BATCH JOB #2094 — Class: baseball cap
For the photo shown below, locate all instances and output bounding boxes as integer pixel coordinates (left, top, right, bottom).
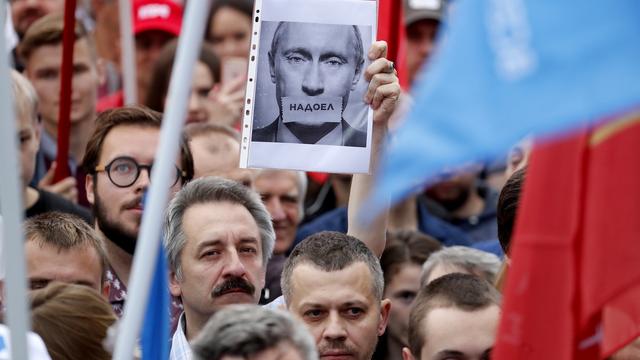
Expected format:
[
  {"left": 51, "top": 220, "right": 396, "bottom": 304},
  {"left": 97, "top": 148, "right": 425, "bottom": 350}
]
[
  {"left": 133, "top": 0, "right": 183, "bottom": 36},
  {"left": 404, "top": 0, "right": 445, "bottom": 26}
]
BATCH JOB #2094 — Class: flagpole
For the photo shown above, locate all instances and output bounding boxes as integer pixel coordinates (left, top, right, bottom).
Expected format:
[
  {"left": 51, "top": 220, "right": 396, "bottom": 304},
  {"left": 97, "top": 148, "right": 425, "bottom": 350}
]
[
  {"left": 112, "top": 1, "right": 213, "bottom": 359},
  {"left": 119, "top": 0, "right": 137, "bottom": 105},
  {"left": 0, "top": 5, "right": 31, "bottom": 359}
]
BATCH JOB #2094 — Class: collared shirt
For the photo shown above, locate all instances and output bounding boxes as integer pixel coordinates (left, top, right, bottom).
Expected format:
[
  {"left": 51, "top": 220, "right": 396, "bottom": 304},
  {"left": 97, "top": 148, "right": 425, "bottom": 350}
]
[
  {"left": 106, "top": 264, "right": 183, "bottom": 331},
  {"left": 169, "top": 313, "right": 192, "bottom": 360}
]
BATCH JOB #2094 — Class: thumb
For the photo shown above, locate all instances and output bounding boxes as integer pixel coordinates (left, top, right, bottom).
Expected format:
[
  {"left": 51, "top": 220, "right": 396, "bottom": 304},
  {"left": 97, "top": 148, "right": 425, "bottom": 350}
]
[{"left": 39, "top": 162, "right": 57, "bottom": 186}]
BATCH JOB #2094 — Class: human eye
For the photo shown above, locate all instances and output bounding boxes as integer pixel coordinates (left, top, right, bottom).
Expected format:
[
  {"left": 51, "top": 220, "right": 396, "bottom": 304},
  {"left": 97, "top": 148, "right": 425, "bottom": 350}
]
[
  {"left": 30, "top": 279, "right": 50, "bottom": 290},
  {"left": 113, "top": 161, "right": 134, "bottom": 174},
  {"left": 36, "top": 68, "right": 58, "bottom": 80},
  {"left": 239, "top": 246, "right": 258, "bottom": 254},
  {"left": 19, "top": 131, "right": 31, "bottom": 145},
  {"left": 200, "top": 249, "right": 221, "bottom": 259},
  {"left": 395, "top": 290, "right": 417, "bottom": 304},
  {"left": 303, "top": 308, "right": 325, "bottom": 321},
  {"left": 343, "top": 307, "right": 365, "bottom": 319},
  {"left": 324, "top": 57, "right": 346, "bottom": 66},
  {"left": 285, "top": 54, "right": 307, "bottom": 64}
]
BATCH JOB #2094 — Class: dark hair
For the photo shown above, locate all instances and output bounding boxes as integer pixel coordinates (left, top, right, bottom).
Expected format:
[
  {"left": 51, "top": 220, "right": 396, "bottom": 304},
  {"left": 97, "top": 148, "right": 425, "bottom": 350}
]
[
  {"left": 381, "top": 230, "right": 442, "bottom": 286},
  {"left": 205, "top": 0, "right": 254, "bottom": 42},
  {"left": 24, "top": 212, "right": 108, "bottom": 284},
  {"left": 497, "top": 167, "right": 526, "bottom": 253},
  {"left": 281, "top": 231, "right": 383, "bottom": 303},
  {"left": 81, "top": 105, "right": 194, "bottom": 183},
  {"left": 145, "top": 39, "right": 221, "bottom": 112},
  {"left": 408, "top": 273, "right": 501, "bottom": 356}
]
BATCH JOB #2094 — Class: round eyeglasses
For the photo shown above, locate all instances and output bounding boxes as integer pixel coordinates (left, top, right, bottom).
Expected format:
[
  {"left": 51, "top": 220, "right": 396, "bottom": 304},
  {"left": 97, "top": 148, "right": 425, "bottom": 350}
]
[{"left": 94, "top": 156, "right": 185, "bottom": 188}]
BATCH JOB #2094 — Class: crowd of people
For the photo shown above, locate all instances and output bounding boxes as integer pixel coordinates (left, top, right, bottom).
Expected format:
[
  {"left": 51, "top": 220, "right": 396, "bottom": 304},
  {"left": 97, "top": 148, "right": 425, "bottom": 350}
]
[{"left": 2, "top": 0, "right": 638, "bottom": 359}]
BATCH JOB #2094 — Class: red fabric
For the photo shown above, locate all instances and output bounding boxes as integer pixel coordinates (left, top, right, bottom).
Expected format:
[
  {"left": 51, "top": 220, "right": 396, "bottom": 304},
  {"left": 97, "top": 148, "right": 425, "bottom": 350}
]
[
  {"left": 377, "top": 0, "right": 409, "bottom": 89},
  {"left": 54, "top": 0, "right": 77, "bottom": 182},
  {"left": 494, "top": 114, "right": 640, "bottom": 359},
  {"left": 97, "top": 90, "right": 124, "bottom": 113}
]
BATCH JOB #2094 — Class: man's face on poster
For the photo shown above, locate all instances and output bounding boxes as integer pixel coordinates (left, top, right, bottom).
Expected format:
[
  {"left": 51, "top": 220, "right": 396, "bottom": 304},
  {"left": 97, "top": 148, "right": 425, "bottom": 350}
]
[{"left": 269, "top": 22, "right": 364, "bottom": 115}]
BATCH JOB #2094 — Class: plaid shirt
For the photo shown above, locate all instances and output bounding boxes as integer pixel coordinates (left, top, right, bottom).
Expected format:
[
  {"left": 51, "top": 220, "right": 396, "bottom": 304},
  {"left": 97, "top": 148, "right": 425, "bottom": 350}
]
[{"left": 170, "top": 313, "right": 192, "bottom": 360}]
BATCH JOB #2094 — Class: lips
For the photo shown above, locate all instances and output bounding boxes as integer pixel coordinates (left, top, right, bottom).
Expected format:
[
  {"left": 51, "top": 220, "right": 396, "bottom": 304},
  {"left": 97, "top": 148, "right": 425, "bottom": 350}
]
[{"left": 320, "top": 352, "right": 354, "bottom": 360}]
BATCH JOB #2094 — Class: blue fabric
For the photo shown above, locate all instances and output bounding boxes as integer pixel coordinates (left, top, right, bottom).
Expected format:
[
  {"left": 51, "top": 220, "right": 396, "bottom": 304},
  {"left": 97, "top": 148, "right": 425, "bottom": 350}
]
[
  {"left": 141, "top": 244, "right": 170, "bottom": 360},
  {"left": 294, "top": 205, "right": 471, "bottom": 251},
  {"left": 372, "top": 0, "right": 640, "bottom": 208}
]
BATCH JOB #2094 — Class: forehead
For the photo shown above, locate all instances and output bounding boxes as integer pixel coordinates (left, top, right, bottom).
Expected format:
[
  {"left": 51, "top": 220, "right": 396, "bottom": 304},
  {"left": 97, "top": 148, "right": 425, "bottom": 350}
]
[
  {"left": 99, "top": 125, "right": 160, "bottom": 163},
  {"left": 289, "top": 262, "right": 377, "bottom": 307},
  {"left": 182, "top": 201, "right": 262, "bottom": 247},
  {"left": 421, "top": 305, "right": 500, "bottom": 358},
  {"left": 276, "top": 22, "right": 358, "bottom": 56},
  {"left": 25, "top": 240, "right": 102, "bottom": 274},
  {"left": 27, "top": 38, "right": 94, "bottom": 67},
  {"left": 254, "top": 171, "right": 299, "bottom": 194}
]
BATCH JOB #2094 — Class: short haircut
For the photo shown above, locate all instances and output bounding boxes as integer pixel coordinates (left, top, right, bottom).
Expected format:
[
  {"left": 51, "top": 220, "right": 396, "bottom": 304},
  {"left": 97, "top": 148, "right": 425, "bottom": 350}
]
[
  {"left": 381, "top": 230, "right": 442, "bottom": 287},
  {"left": 10, "top": 69, "right": 38, "bottom": 124},
  {"left": 281, "top": 231, "right": 383, "bottom": 304},
  {"left": 24, "top": 212, "right": 108, "bottom": 284},
  {"left": 145, "top": 39, "right": 221, "bottom": 112},
  {"left": 420, "top": 246, "right": 501, "bottom": 286},
  {"left": 206, "top": 0, "right": 254, "bottom": 42},
  {"left": 164, "top": 177, "right": 275, "bottom": 279},
  {"left": 270, "top": 22, "right": 365, "bottom": 77},
  {"left": 408, "top": 273, "right": 501, "bottom": 356},
  {"left": 81, "top": 105, "right": 194, "bottom": 184},
  {"left": 184, "top": 122, "right": 241, "bottom": 143},
  {"left": 30, "top": 282, "right": 117, "bottom": 360},
  {"left": 18, "top": 12, "right": 96, "bottom": 62},
  {"left": 191, "top": 304, "right": 317, "bottom": 360},
  {"left": 254, "top": 169, "right": 308, "bottom": 222},
  {"left": 497, "top": 167, "right": 526, "bottom": 254}
]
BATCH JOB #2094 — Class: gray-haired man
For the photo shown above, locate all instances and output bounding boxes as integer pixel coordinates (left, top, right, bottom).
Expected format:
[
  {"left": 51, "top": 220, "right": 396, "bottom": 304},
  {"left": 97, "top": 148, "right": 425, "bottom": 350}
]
[
  {"left": 191, "top": 304, "right": 317, "bottom": 360},
  {"left": 165, "top": 177, "right": 275, "bottom": 360}
]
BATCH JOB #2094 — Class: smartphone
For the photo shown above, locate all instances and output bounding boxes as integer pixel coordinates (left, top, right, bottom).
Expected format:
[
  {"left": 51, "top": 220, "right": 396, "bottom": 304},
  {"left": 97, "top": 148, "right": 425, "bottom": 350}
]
[{"left": 221, "top": 57, "right": 248, "bottom": 85}]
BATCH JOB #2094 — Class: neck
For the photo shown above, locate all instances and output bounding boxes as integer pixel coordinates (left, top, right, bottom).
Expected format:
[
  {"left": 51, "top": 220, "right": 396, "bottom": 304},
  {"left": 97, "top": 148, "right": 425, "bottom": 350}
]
[
  {"left": 386, "top": 335, "right": 406, "bottom": 360},
  {"left": 451, "top": 189, "right": 485, "bottom": 219},
  {"left": 43, "top": 115, "right": 95, "bottom": 162},
  {"left": 184, "top": 310, "right": 207, "bottom": 342},
  {"left": 100, "top": 231, "right": 133, "bottom": 287},
  {"left": 24, "top": 186, "right": 40, "bottom": 210}
]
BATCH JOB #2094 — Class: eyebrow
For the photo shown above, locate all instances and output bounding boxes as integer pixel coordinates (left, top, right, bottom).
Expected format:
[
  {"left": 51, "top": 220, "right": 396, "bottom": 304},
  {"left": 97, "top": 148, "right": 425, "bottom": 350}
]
[{"left": 195, "top": 239, "right": 223, "bottom": 254}]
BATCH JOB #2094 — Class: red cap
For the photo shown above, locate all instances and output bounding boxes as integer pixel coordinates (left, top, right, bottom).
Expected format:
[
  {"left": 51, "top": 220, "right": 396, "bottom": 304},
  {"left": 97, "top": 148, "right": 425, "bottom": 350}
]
[{"left": 133, "top": 0, "right": 183, "bottom": 36}]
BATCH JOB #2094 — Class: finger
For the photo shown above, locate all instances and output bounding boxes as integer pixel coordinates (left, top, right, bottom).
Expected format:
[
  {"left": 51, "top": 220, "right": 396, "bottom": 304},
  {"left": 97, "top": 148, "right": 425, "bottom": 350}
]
[
  {"left": 364, "top": 72, "right": 398, "bottom": 104},
  {"left": 364, "top": 58, "right": 395, "bottom": 82},
  {"left": 38, "top": 162, "right": 56, "bottom": 186},
  {"left": 371, "top": 82, "right": 401, "bottom": 112},
  {"left": 367, "top": 41, "right": 388, "bottom": 61}
]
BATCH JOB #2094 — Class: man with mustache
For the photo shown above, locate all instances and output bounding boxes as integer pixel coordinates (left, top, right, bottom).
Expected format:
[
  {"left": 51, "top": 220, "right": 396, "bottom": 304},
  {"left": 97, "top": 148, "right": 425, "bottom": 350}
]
[
  {"left": 81, "top": 105, "right": 194, "bottom": 317},
  {"left": 164, "top": 177, "right": 275, "bottom": 360}
]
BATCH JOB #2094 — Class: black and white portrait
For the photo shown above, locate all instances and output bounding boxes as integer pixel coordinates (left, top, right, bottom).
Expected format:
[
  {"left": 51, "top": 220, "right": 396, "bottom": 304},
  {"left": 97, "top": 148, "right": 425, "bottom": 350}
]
[
  {"left": 252, "top": 21, "right": 372, "bottom": 147},
  {"left": 241, "top": 0, "right": 376, "bottom": 173}
]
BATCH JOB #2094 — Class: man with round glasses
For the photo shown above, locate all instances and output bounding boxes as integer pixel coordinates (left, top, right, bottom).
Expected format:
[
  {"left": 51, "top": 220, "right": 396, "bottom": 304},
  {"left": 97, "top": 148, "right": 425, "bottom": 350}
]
[{"left": 81, "top": 105, "right": 194, "bottom": 317}]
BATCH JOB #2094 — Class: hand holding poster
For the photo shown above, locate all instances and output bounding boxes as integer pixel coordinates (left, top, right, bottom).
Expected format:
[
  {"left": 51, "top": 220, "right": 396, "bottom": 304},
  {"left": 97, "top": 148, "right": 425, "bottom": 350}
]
[{"left": 240, "top": 0, "right": 377, "bottom": 173}]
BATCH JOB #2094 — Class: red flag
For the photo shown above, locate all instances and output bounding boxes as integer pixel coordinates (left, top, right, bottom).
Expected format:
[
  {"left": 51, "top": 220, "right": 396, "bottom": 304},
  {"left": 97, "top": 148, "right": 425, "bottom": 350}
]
[
  {"left": 53, "top": 0, "right": 77, "bottom": 182},
  {"left": 494, "top": 112, "right": 640, "bottom": 359},
  {"left": 377, "top": 0, "right": 408, "bottom": 88}
]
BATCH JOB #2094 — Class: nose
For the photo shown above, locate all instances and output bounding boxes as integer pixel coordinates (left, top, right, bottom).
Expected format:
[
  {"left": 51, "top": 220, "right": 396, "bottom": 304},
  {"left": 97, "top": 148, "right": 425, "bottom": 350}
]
[
  {"left": 266, "top": 197, "right": 287, "bottom": 222},
  {"left": 302, "top": 62, "right": 324, "bottom": 96},
  {"left": 223, "top": 249, "right": 247, "bottom": 278},
  {"left": 188, "top": 92, "right": 200, "bottom": 113},
  {"left": 323, "top": 312, "right": 348, "bottom": 341},
  {"left": 134, "top": 167, "right": 151, "bottom": 192}
]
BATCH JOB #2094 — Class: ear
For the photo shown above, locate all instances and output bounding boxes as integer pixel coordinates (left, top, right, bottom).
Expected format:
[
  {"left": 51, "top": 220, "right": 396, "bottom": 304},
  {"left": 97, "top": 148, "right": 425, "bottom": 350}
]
[
  {"left": 169, "top": 270, "right": 183, "bottom": 298},
  {"left": 86, "top": 173, "right": 95, "bottom": 205},
  {"left": 402, "top": 347, "right": 416, "bottom": 360},
  {"left": 268, "top": 51, "right": 277, "bottom": 84},
  {"left": 102, "top": 281, "right": 110, "bottom": 298},
  {"left": 378, "top": 298, "right": 392, "bottom": 336}
]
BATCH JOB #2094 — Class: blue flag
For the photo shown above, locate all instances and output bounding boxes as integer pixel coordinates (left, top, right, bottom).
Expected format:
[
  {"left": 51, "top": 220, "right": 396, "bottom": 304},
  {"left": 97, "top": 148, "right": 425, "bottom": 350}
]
[
  {"left": 141, "top": 244, "right": 170, "bottom": 360},
  {"left": 372, "top": 0, "right": 640, "bottom": 208}
]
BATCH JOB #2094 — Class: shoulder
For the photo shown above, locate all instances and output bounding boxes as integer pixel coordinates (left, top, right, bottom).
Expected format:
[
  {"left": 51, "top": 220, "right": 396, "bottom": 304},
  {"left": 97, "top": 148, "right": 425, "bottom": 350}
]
[
  {"left": 341, "top": 120, "right": 366, "bottom": 147},
  {"left": 252, "top": 119, "right": 279, "bottom": 142},
  {"left": 26, "top": 189, "right": 93, "bottom": 224}
]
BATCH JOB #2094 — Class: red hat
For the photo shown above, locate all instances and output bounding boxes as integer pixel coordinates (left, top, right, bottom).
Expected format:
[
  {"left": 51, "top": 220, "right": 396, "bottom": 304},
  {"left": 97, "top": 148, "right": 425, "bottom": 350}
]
[{"left": 133, "top": 0, "right": 183, "bottom": 36}]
